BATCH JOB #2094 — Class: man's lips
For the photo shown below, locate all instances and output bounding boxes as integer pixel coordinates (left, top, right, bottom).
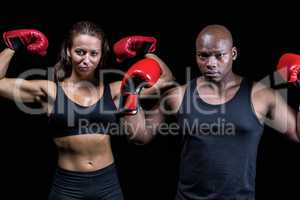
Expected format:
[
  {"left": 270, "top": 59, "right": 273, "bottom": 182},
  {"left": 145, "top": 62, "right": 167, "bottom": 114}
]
[{"left": 204, "top": 71, "right": 220, "bottom": 76}]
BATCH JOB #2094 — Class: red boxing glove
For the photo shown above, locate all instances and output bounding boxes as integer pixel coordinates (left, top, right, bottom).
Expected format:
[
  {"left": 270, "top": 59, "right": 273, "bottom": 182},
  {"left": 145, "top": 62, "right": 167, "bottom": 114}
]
[
  {"left": 3, "top": 29, "right": 48, "bottom": 56},
  {"left": 113, "top": 35, "right": 157, "bottom": 63},
  {"left": 119, "top": 58, "right": 161, "bottom": 115},
  {"left": 277, "top": 53, "right": 300, "bottom": 85}
]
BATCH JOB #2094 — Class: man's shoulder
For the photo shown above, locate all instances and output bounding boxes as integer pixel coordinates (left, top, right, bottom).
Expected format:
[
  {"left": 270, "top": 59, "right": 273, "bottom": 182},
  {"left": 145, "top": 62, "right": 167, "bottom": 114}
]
[
  {"left": 252, "top": 80, "right": 277, "bottom": 107},
  {"left": 252, "top": 81, "right": 275, "bottom": 95}
]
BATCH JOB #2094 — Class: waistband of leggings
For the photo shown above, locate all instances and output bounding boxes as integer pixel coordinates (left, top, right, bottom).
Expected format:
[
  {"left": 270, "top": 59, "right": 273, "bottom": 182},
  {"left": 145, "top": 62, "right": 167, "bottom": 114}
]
[{"left": 56, "top": 163, "right": 116, "bottom": 177}]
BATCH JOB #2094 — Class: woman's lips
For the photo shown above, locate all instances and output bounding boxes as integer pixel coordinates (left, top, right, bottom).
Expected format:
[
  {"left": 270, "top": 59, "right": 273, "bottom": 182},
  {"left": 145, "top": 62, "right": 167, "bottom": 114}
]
[{"left": 78, "top": 66, "right": 90, "bottom": 71}]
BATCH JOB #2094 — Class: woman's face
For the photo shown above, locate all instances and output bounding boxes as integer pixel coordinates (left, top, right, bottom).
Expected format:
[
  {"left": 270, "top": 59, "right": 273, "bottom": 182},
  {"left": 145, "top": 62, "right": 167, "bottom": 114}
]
[{"left": 67, "top": 34, "right": 102, "bottom": 78}]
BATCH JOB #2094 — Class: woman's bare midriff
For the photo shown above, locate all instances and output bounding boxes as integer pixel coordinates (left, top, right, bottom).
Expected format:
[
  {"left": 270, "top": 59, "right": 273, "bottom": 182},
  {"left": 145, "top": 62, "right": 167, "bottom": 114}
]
[{"left": 54, "top": 134, "right": 114, "bottom": 172}]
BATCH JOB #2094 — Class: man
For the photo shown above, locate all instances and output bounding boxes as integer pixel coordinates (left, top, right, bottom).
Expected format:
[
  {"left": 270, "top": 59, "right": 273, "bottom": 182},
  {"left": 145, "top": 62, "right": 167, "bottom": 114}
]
[{"left": 120, "top": 24, "right": 300, "bottom": 200}]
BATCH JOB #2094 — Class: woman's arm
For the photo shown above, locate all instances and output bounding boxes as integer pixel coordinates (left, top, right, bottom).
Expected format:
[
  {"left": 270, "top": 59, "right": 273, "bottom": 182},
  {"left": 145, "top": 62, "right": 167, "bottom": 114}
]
[
  {"left": 0, "top": 48, "right": 15, "bottom": 79},
  {"left": 0, "top": 29, "right": 52, "bottom": 104}
]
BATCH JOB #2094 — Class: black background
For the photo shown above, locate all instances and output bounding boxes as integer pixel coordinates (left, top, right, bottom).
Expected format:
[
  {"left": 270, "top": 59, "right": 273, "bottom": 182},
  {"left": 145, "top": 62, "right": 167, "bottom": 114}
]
[{"left": 1, "top": 3, "right": 300, "bottom": 200}]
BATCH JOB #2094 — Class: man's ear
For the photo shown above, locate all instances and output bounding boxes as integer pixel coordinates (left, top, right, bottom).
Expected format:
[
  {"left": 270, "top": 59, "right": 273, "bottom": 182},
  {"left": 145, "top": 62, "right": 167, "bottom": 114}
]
[{"left": 232, "top": 47, "right": 237, "bottom": 60}]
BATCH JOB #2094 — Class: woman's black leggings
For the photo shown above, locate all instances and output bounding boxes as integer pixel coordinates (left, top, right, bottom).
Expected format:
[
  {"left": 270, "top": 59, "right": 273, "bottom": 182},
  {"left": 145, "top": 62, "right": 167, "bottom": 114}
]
[{"left": 48, "top": 164, "right": 124, "bottom": 200}]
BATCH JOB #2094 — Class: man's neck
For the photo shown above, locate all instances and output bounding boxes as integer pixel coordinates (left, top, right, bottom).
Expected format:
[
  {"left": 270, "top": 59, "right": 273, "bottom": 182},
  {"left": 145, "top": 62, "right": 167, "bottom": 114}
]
[{"left": 199, "top": 74, "right": 242, "bottom": 97}]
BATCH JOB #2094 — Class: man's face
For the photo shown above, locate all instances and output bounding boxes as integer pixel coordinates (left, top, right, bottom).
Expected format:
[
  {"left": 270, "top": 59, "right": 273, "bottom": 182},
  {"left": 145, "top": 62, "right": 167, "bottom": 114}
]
[{"left": 196, "top": 35, "right": 237, "bottom": 83}]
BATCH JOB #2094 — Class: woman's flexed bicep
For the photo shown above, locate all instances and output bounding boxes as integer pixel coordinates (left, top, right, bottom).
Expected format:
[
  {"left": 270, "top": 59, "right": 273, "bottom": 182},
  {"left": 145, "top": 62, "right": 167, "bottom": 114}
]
[{"left": 0, "top": 78, "right": 54, "bottom": 104}]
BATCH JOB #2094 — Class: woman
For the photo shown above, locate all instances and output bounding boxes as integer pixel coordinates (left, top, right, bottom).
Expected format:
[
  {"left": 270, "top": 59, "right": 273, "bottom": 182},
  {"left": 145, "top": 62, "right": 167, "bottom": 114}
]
[{"left": 0, "top": 21, "right": 173, "bottom": 200}]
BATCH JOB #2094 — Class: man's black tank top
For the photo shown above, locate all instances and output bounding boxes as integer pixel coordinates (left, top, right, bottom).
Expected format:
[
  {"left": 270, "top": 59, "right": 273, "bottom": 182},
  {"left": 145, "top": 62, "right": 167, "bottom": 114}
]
[{"left": 176, "top": 78, "right": 264, "bottom": 200}]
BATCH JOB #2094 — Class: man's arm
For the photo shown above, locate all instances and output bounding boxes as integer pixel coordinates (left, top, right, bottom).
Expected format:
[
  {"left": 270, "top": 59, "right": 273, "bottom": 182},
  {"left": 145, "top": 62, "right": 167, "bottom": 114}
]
[
  {"left": 113, "top": 35, "right": 175, "bottom": 97},
  {"left": 141, "top": 53, "right": 175, "bottom": 96},
  {"left": 120, "top": 85, "right": 186, "bottom": 144},
  {"left": 253, "top": 82, "right": 300, "bottom": 142},
  {"left": 266, "top": 52, "right": 300, "bottom": 143},
  {"left": 269, "top": 90, "right": 299, "bottom": 142},
  {"left": 120, "top": 103, "right": 164, "bottom": 144}
]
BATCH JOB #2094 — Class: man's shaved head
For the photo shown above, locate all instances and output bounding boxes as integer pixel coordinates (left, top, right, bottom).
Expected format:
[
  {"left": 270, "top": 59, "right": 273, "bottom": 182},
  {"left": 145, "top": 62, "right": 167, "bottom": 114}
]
[{"left": 196, "top": 25, "right": 233, "bottom": 48}]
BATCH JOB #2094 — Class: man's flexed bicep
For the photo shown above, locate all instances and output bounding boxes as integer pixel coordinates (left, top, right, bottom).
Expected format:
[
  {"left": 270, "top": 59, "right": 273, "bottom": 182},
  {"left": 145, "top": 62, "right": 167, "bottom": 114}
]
[
  {"left": 262, "top": 86, "right": 299, "bottom": 143},
  {"left": 270, "top": 91, "right": 299, "bottom": 142}
]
